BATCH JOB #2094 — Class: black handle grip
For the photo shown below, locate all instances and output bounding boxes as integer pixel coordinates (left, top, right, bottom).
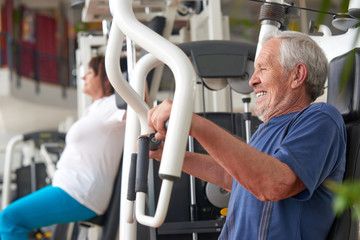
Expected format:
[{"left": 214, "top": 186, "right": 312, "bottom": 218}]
[
  {"left": 135, "top": 136, "right": 150, "bottom": 193},
  {"left": 127, "top": 153, "right": 137, "bottom": 201},
  {"left": 148, "top": 119, "right": 169, "bottom": 151},
  {"left": 148, "top": 132, "right": 162, "bottom": 151}
]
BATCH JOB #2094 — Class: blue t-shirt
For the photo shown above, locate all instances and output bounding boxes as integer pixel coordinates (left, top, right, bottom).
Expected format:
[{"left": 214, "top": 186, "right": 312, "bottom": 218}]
[{"left": 218, "top": 103, "right": 346, "bottom": 240}]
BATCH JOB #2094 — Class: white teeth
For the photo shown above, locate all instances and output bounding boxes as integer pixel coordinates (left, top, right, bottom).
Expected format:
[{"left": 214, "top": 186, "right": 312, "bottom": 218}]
[{"left": 256, "top": 92, "right": 267, "bottom": 98}]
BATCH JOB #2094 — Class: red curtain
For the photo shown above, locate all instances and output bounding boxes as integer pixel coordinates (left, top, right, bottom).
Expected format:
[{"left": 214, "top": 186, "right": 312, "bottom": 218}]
[
  {"left": 1, "top": 0, "right": 14, "bottom": 66},
  {"left": 35, "top": 14, "right": 57, "bottom": 83}
]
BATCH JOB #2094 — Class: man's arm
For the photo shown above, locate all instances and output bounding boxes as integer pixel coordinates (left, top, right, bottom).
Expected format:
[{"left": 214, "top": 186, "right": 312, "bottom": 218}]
[
  {"left": 149, "top": 141, "right": 233, "bottom": 191},
  {"left": 148, "top": 100, "right": 306, "bottom": 201},
  {"left": 191, "top": 113, "right": 305, "bottom": 201},
  {"left": 182, "top": 151, "right": 234, "bottom": 192}
]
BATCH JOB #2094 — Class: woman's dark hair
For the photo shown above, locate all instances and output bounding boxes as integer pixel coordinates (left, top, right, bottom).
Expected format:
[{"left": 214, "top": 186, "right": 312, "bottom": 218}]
[{"left": 88, "top": 56, "right": 115, "bottom": 96}]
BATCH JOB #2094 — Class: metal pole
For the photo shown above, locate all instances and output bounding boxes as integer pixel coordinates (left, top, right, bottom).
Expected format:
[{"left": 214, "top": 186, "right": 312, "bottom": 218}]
[{"left": 188, "top": 136, "right": 198, "bottom": 240}]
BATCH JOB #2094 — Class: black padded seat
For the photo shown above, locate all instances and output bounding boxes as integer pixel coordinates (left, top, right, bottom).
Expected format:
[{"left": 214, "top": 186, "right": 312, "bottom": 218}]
[{"left": 327, "top": 122, "right": 360, "bottom": 240}]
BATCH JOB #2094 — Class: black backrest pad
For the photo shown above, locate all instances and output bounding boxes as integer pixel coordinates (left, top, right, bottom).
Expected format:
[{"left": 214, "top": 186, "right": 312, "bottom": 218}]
[
  {"left": 344, "top": 123, "right": 360, "bottom": 181},
  {"left": 327, "top": 49, "right": 360, "bottom": 122},
  {"left": 323, "top": 48, "right": 360, "bottom": 240}
]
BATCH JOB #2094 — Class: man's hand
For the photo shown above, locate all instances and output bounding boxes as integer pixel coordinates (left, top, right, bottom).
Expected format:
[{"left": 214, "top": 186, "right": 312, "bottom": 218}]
[{"left": 147, "top": 99, "right": 173, "bottom": 140}]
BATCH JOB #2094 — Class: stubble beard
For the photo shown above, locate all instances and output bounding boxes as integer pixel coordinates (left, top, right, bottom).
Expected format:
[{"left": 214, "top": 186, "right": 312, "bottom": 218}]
[{"left": 255, "top": 103, "right": 268, "bottom": 122}]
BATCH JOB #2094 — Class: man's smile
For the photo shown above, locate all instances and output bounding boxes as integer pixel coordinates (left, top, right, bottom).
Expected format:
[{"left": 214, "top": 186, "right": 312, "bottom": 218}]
[{"left": 256, "top": 91, "right": 267, "bottom": 98}]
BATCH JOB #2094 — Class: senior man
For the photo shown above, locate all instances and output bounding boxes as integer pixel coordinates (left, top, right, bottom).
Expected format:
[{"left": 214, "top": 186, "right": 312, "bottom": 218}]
[{"left": 148, "top": 31, "right": 346, "bottom": 240}]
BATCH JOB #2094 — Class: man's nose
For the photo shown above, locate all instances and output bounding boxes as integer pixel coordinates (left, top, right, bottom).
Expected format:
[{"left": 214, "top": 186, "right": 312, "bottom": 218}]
[{"left": 249, "top": 73, "right": 258, "bottom": 87}]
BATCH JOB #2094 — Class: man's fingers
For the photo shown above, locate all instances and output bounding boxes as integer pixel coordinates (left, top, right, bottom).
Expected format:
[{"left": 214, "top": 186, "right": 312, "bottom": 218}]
[{"left": 148, "top": 100, "right": 173, "bottom": 135}]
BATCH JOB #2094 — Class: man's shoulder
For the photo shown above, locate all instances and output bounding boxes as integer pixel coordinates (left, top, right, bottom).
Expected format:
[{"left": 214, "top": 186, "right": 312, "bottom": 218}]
[
  {"left": 309, "top": 102, "right": 342, "bottom": 118},
  {"left": 305, "top": 102, "right": 346, "bottom": 131},
  {"left": 310, "top": 102, "right": 337, "bottom": 110}
]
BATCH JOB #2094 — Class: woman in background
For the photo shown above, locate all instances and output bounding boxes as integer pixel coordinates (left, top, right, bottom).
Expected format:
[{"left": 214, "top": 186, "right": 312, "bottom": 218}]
[{"left": 0, "top": 56, "right": 126, "bottom": 239}]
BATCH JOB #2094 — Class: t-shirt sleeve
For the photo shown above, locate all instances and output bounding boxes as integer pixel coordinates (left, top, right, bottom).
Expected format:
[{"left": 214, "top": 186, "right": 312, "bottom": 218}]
[{"left": 273, "top": 109, "right": 346, "bottom": 201}]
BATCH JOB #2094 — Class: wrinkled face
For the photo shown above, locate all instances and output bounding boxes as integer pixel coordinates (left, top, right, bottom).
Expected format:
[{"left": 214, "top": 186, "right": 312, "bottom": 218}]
[
  {"left": 249, "top": 38, "right": 294, "bottom": 122},
  {"left": 82, "top": 67, "right": 104, "bottom": 100}
]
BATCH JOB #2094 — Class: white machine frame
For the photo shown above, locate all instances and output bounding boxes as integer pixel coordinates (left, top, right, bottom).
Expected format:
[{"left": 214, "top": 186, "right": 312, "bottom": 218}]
[{"left": 104, "top": 0, "right": 360, "bottom": 239}]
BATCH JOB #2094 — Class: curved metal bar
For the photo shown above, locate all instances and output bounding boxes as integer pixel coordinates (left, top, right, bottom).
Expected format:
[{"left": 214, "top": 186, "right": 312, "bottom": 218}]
[
  {"left": 112, "top": 0, "right": 196, "bottom": 178},
  {"left": 107, "top": 0, "right": 197, "bottom": 228},
  {"left": 105, "top": 20, "right": 149, "bottom": 125},
  {"left": 1, "top": 134, "right": 24, "bottom": 210},
  {"left": 113, "top": 47, "right": 189, "bottom": 228},
  {"left": 132, "top": 54, "right": 178, "bottom": 227},
  {"left": 135, "top": 180, "right": 174, "bottom": 227},
  {"left": 121, "top": 54, "right": 163, "bottom": 228},
  {"left": 127, "top": 53, "right": 163, "bottom": 133},
  {"left": 105, "top": 19, "right": 147, "bottom": 236}
]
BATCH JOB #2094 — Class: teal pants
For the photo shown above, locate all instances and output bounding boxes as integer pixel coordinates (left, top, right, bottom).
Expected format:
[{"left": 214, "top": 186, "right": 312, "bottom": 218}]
[{"left": 0, "top": 185, "right": 97, "bottom": 240}]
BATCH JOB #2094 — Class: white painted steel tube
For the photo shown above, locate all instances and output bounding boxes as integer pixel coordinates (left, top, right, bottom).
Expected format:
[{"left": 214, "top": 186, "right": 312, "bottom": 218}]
[
  {"left": 112, "top": 0, "right": 196, "bottom": 179},
  {"left": 255, "top": 0, "right": 284, "bottom": 59},
  {"left": 135, "top": 180, "right": 174, "bottom": 228},
  {"left": 105, "top": 20, "right": 144, "bottom": 239},
  {"left": 256, "top": 23, "right": 279, "bottom": 59},
  {"left": 105, "top": 20, "right": 146, "bottom": 238},
  {"left": 125, "top": 200, "right": 135, "bottom": 223},
  {"left": 109, "top": 41, "right": 189, "bottom": 228},
  {"left": 108, "top": 50, "right": 184, "bottom": 229},
  {"left": 311, "top": 27, "right": 360, "bottom": 62},
  {"left": 132, "top": 54, "right": 180, "bottom": 227},
  {"left": 130, "top": 54, "right": 164, "bottom": 133},
  {"left": 122, "top": 53, "right": 163, "bottom": 225},
  {"left": 349, "top": 0, "right": 360, "bottom": 11},
  {"left": 244, "top": 101, "right": 252, "bottom": 144},
  {"left": 40, "top": 143, "right": 57, "bottom": 178},
  {"left": 119, "top": 108, "right": 140, "bottom": 238},
  {"left": 105, "top": 20, "right": 149, "bottom": 126},
  {"left": 1, "top": 134, "right": 23, "bottom": 210},
  {"left": 108, "top": 0, "right": 196, "bottom": 229}
]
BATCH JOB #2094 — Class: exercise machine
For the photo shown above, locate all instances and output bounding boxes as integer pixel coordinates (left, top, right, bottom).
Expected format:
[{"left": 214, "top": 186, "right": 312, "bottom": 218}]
[{"left": 1, "top": 131, "right": 66, "bottom": 239}]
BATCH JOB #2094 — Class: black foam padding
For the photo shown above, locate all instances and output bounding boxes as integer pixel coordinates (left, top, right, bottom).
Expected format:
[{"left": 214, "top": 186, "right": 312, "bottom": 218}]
[
  {"left": 127, "top": 153, "right": 137, "bottom": 201},
  {"left": 178, "top": 41, "right": 256, "bottom": 78},
  {"left": 327, "top": 49, "right": 360, "bottom": 123},
  {"left": 344, "top": 123, "right": 360, "bottom": 181},
  {"left": 147, "top": 16, "right": 166, "bottom": 36},
  {"left": 136, "top": 136, "right": 150, "bottom": 193}
]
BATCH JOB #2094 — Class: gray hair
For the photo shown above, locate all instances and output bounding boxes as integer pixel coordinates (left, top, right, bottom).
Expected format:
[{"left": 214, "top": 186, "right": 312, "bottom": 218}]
[{"left": 262, "top": 31, "right": 329, "bottom": 102}]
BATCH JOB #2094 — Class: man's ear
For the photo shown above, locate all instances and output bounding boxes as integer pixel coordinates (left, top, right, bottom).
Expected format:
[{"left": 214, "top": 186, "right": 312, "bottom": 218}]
[{"left": 290, "top": 63, "right": 307, "bottom": 89}]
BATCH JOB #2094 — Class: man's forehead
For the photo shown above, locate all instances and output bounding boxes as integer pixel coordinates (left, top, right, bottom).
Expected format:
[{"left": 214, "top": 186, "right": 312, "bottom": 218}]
[
  {"left": 256, "top": 40, "right": 280, "bottom": 64},
  {"left": 263, "top": 38, "right": 281, "bottom": 51}
]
